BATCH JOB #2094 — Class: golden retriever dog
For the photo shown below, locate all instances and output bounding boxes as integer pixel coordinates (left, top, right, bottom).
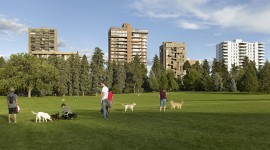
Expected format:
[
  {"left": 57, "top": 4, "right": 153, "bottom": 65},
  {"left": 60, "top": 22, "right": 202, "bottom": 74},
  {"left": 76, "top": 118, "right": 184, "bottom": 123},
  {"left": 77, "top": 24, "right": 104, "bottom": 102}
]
[
  {"left": 121, "top": 103, "right": 136, "bottom": 112},
  {"left": 170, "top": 100, "right": 184, "bottom": 109}
]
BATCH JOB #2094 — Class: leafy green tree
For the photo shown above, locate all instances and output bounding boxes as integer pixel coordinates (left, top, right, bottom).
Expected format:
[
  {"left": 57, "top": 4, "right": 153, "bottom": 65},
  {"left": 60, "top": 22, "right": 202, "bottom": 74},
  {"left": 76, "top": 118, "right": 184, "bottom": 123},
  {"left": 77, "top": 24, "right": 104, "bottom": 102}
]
[
  {"left": 90, "top": 47, "right": 105, "bottom": 95},
  {"left": 35, "top": 62, "right": 58, "bottom": 96},
  {"left": 5, "top": 53, "right": 57, "bottom": 97},
  {"left": 0, "top": 56, "right": 5, "bottom": 68},
  {"left": 80, "top": 55, "right": 91, "bottom": 96}
]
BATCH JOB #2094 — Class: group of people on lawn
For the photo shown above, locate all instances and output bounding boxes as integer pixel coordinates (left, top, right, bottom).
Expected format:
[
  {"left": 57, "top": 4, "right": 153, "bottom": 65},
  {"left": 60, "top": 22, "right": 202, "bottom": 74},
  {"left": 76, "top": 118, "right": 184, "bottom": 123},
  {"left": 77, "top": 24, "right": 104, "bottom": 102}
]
[{"left": 6, "top": 81, "right": 167, "bottom": 122}]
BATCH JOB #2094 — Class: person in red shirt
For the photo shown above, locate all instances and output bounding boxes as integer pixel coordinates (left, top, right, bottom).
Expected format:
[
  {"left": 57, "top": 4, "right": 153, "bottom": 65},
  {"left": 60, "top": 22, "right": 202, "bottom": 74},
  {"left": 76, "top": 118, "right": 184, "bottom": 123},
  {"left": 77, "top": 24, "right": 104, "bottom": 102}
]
[
  {"left": 108, "top": 89, "right": 113, "bottom": 112},
  {"left": 159, "top": 89, "right": 167, "bottom": 112}
]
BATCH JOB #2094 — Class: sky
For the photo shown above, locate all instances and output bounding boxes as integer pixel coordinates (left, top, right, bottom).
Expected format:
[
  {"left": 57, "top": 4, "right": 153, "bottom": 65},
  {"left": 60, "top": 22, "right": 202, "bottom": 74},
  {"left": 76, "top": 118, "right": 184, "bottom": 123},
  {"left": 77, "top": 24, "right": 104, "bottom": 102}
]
[{"left": 1, "top": 0, "right": 270, "bottom": 69}]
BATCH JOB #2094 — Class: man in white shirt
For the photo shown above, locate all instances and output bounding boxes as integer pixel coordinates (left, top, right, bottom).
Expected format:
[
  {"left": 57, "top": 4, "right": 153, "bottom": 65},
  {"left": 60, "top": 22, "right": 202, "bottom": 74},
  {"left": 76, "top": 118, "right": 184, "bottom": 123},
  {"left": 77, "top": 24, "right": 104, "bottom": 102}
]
[{"left": 100, "top": 81, "right": 109, "bottom": 118}]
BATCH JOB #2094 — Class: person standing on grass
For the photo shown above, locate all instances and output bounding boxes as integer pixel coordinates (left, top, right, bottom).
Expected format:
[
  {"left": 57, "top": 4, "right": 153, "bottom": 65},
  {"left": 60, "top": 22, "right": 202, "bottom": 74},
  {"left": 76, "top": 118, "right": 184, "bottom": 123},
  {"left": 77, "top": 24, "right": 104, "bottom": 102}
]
[
  {"left": 7, "top": 87, "right": 18, "bottom": 123},
  {"left": 100, "top": 81, "right": 110, "bottom": 118},
  {"left": 108, "top": 89, "right": 114, "bottom": 112},
  {"left": 159, "top": 89, "right": 167, "bottom": 112}
]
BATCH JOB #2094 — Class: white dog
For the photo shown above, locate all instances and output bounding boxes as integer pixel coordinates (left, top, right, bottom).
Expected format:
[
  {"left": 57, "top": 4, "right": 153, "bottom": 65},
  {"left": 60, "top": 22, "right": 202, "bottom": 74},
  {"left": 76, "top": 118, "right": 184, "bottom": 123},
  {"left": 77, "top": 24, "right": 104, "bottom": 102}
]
[
  {"left": 31, "top": 111, "right": 52, "bottom": 123},
  {"left": 121, "top": 103, "right": 136, "bottom": 112},
  {"left": 170, "top": 100, "right": 184, "bottom": 109}
]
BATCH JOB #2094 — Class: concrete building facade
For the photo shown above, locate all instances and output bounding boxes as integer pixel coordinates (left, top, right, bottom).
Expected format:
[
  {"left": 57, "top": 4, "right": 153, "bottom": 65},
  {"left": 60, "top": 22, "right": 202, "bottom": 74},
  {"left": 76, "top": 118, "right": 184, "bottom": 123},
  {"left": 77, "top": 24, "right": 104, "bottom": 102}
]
[
  {"left": 160, "top": 42, "right": 186, "bottom": 78},
  {"left": 216, "top": 39, "right": 265, "bottom": 71},
  {"left": 108, "top": 23, "right": 148, "bottom": 65},
  {"left": 28, "top": 27, "right": 77, "bottom": 60}
]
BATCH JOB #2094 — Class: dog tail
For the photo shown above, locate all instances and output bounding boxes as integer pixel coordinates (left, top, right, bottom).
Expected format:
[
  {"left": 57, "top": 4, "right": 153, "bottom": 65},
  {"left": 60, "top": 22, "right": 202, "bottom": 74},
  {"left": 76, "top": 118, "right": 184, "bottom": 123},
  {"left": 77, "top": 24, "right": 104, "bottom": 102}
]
[
  {"left": 31, "top": 111, "right": 37, "bottom": 115},
  {"left": 121, "top": 103, "right": 125, "bottom": 106}
]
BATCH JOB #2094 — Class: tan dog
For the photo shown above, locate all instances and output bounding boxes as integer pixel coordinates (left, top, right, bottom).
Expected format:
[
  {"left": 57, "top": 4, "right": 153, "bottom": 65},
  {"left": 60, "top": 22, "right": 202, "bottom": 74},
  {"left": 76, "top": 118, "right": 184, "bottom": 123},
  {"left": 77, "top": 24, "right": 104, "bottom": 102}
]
[
  {"left": 121, "top": 103, "right": 136, "bottom": 112},
  {"left": 170, "top": 100, "right": 184, "bottom": 109}
]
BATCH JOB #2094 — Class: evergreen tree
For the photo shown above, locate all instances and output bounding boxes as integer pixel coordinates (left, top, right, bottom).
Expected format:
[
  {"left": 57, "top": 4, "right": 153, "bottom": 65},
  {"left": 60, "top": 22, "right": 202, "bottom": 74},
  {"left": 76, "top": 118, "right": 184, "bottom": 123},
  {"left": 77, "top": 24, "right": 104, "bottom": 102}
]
[
  {"left": 68, "top": 54, "right": 81, "bottom": 96},
  {"left": 113, "top": 62, "right": 126, "bottom": 93},
  {"left": 220, "top": 59, "right": 229, "bottom": 91},
  {"left": 239, "top": 62, "right": 258, "bottom": 93},
  {"left": 90, "top": 47, "right": 105, "bottom": 95},
  {"left": 211, "top": 72, "right": 223, "bottom": 91},
  {"left": 149, "top": 70, "right": 159, "bottom": 91},
  {"left": 183, "top": 60, "right": 191, "bottom": 73},
  {"left": 228, "top": 79, "right": 237, "bottom": 92},
  {"left": 167, "top": 70, "right": 179, "bottom": 91},
  {"left": 159, "top": 68, "right": 168, "bottom": 90},
  {"left": 259, "top": 61, "right": 270, "bottom": 94},
  {"left": 201, "top": 59, "right": 211, "bottom": 91},
  {"left": 132, "top": 55, "right": 145, "bottom": 93},
  {"left": 151, "top": 55, "right": 162, "bottom": 80},
  {"left": 149, "top": 55, "right": 162, "bottom": 91},
  {"left": 105, "top": 61, "right": 113, "bottom": 89},
  {"left": 80, "top": 55, "right": 91, "bottom": 96},
  {"left": 212, "top": 58, "right": 221, "bottom": 74}
]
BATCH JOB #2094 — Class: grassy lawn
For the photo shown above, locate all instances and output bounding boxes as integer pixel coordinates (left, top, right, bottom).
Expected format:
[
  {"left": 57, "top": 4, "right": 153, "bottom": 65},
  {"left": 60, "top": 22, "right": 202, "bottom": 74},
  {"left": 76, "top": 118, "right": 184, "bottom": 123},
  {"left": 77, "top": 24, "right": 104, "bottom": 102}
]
[{"left": 0, "top": 92, "right": 270, "bottom": 150}]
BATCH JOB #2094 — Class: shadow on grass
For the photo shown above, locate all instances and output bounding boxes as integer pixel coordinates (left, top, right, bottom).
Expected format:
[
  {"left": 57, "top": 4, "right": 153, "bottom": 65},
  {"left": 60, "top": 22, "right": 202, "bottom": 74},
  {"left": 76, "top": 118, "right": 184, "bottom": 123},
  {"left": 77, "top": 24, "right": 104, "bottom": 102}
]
[{"left": 0, "top": 115, "right": 8, "bottom": 122}]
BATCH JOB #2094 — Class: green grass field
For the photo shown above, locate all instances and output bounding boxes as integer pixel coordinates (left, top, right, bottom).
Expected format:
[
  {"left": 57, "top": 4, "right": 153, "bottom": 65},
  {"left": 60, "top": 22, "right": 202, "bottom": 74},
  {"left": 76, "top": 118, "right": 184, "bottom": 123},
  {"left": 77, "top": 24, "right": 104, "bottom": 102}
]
[{"left": 0, "top": 92, "right": 270, "bottom": 150}]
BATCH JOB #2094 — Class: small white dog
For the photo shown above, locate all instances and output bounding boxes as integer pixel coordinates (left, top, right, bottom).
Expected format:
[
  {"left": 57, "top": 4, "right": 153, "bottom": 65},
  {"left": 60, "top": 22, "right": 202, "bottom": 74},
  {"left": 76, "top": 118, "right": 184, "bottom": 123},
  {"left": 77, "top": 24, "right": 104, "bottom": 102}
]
[
  {"left": 170, "top": 100, "right": 184, "bottom": 109},
  {"left": 31, "top": 111, "right": 52, "bottom": 123},
  {"left": 121, "top": 103, "right": 136, "bottom": 112}
]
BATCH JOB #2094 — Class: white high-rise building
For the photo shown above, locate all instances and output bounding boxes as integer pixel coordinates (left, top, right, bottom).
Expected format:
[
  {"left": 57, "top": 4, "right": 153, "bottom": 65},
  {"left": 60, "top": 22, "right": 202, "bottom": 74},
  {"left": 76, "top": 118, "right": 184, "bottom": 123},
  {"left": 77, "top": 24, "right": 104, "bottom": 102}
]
[{"left": 216, "top": 39, "right": 265, "bottom": 71}]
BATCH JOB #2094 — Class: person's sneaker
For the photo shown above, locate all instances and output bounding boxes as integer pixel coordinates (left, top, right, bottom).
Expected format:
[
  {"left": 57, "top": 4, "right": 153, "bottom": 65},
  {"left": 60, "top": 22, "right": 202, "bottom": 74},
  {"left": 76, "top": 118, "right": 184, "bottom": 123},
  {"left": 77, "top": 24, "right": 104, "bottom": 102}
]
[{"left": 14, "top": 121, "right": 17, "bottom": 123}]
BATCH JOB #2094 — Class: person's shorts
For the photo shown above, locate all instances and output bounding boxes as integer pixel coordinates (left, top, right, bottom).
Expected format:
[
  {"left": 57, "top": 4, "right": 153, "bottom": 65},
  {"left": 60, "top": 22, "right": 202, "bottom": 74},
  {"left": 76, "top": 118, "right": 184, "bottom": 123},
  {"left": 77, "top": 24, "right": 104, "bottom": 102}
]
[
  {"left": 160, "top": 99, "right": 166, "bottom": 106},
  {"left": 8, "top": 107, "right": 17, "bottom": 114}
]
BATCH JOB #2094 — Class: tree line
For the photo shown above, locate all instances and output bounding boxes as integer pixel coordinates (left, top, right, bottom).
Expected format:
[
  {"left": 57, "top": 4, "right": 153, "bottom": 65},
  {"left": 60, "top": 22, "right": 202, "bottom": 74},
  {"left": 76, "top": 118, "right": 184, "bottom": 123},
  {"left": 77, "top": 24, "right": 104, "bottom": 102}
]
[
  {"left": 149, "top": 55, "right": 270, "bottom": 94},
  {"left": 0, "top": 47, "right": 270, "bottom": 97}
]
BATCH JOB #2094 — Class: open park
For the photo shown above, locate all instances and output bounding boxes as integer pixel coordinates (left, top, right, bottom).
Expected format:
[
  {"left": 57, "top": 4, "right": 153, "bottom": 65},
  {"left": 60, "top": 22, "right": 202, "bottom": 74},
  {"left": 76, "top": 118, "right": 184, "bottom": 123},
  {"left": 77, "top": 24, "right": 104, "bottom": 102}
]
[{"left": 0, "top": 92, "right": 269, "bottom": 150}]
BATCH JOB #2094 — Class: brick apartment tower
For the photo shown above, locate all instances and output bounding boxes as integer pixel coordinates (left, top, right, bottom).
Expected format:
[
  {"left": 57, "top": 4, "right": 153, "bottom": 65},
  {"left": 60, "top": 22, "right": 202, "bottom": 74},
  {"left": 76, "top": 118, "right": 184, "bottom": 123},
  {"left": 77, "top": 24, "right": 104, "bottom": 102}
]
[
  {"left": 28, "top": 27, "right": 76, "bottom": 60},
  {"left": 108, "top": 23, "right": 148, "bottom": 65},
  {"left": 160, "top": 42, "right": 186, "bottom": 78}
]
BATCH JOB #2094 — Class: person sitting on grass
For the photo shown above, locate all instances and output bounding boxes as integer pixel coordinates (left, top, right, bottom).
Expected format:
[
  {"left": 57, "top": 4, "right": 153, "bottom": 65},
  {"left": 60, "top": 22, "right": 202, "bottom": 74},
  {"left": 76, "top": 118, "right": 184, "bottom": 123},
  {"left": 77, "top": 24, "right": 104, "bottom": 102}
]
[{"left": 61, "top": 103, "right": 72, "bottom": 119}]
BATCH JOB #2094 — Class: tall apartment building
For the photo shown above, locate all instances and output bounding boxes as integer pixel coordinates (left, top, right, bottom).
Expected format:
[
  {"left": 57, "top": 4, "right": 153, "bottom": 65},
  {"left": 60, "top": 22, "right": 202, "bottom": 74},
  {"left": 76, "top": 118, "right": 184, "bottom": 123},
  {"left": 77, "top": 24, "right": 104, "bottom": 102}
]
[
  {"left": 216, "top": 39, "right": 265, "bottom": 71},
  {"left": 160, "top": 42, "right": 186, "bottom": 78},
  {"left": 28, "top": 27, "right": 77, "bottom": 60},
  {"left": 108, "top": 23, "right": 148, "bottom": 65}
]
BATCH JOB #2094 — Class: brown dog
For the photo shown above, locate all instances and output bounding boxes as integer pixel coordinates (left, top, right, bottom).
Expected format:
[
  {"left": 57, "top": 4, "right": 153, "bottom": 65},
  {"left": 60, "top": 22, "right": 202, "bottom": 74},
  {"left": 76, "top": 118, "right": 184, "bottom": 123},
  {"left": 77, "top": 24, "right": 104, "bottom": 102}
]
[{"left": 50, "top": 113, "right": 60, "bottom": 120}]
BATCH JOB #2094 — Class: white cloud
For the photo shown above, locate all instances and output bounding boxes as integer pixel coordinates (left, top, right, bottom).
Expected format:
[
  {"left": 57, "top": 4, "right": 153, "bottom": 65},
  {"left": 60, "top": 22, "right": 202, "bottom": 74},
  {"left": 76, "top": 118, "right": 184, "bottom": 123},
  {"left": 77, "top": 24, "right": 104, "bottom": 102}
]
[
  {"left": 131, "top": 0, "right": 270, "bottom": 33},
  {"left": 177, "top": 21, "right": 207, "bottom": 30},
  {"left": 0, "top": 16, "right": 27, "bottom": 34}
]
